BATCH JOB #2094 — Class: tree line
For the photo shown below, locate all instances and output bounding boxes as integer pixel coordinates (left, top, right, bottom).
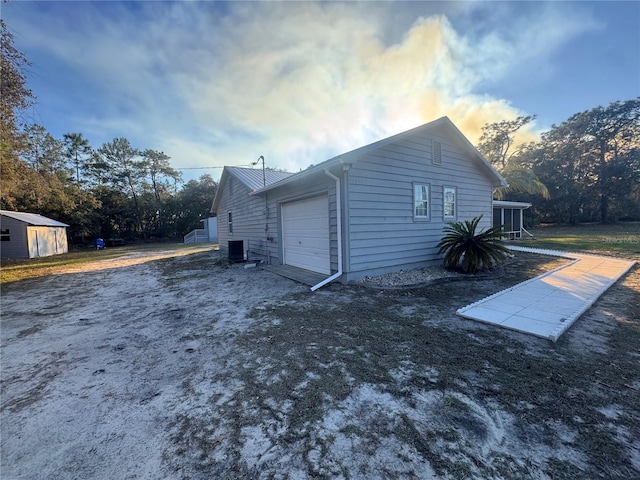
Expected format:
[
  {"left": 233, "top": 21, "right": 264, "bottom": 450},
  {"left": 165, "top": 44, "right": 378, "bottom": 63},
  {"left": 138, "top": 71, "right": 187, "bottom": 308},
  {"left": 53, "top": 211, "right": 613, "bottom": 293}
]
[
  {"left": 2, "top": 125, "right": 218, "bottom": 242},
  {"left": 477, "top": 98, "right": 639, "bottom": 224},
  {"left": 1, "top": 20, "right": 217, "bottom": 244}
]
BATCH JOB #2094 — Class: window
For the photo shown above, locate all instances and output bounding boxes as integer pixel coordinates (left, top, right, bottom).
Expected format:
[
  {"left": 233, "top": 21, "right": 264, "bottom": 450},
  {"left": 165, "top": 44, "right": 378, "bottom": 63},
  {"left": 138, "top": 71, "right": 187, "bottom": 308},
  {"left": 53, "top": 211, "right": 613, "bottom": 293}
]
[
  {"left": 444, "top": 187, "right": 456, "bottom": 219},
  {"left": 227, "top": 211, "right": 233, "bottom": 235},
  {"left": 0, "top": 229, "right": 9, "bottom": 241},
  {"left": 414, "top": 184, "right": 430, "bottom": 219}
]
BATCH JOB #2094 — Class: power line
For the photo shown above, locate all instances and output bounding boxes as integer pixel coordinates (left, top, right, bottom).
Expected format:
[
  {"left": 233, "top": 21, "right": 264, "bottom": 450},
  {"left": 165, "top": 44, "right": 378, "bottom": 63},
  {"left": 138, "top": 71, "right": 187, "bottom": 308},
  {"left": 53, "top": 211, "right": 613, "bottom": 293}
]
[
  {"left": 175, "top": 166, "right": 224, "bottom": 170},
  {"left": 175, "top": 164, "right": 255, "bottom": 170}
]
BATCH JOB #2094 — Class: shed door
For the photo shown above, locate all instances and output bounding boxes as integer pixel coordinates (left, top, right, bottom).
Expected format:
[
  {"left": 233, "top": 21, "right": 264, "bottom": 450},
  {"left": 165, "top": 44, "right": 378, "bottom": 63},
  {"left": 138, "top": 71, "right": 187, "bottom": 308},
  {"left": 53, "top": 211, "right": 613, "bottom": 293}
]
[
  {"left": 27, "top": 228, "right": 39, "bottom": 258},
  {"left": 282, "top": 195, "right": 330, "bottom": 274}
]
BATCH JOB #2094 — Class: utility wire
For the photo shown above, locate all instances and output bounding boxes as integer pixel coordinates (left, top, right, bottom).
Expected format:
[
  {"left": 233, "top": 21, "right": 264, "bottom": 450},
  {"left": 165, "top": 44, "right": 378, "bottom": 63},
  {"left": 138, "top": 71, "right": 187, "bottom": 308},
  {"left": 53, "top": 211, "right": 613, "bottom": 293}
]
[{"left": 175, "top": 164, "right": 255, "bottom": 170}]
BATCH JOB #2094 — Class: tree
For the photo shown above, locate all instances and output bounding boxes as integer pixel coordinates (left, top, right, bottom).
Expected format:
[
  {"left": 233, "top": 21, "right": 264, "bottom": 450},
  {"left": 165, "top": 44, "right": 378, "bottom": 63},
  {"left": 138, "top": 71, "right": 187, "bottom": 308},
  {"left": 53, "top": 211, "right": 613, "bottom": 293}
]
[
  {"left": 97, "top": 138, "right": 145, "bottom": 235},
  {"left": 574, "top": 99, "right": 639, "bottom": 223},
  {"left": 174, "top": 175, "right": 218, "bottom": 236},
  {"left": 1, "top": 19, "right": 35, "bottom": 210},
  {"left": 63, "top": 132, "right": 93, "bottom": 183},
  {"left": 478, "top": 115, "right": 536, "bottom": 170},
  {"left": 477, "top": 115, "right": 549, "bottom": 201},
  {"left": 23, "top": 124, "right": 65, "bottom": 174},
  {"left": 534, "top": 99, "right": 640, "bottom": 223},
  {"left": 494, "top": 163, "right": 551, "bottom": 201},
  {"left": 140, "top": 149, "right": 182, "bottom": 235},
  {"left": 437, "top": 215, "right": 510, "bottom": 274}
]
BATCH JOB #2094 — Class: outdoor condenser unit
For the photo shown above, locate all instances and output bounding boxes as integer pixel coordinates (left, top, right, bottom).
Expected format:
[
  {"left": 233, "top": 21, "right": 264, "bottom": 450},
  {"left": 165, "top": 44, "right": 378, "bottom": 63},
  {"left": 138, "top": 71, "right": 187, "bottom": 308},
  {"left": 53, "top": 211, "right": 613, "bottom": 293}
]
[{"left": 228, "top": 240, "right": 244, "bottom": 262}]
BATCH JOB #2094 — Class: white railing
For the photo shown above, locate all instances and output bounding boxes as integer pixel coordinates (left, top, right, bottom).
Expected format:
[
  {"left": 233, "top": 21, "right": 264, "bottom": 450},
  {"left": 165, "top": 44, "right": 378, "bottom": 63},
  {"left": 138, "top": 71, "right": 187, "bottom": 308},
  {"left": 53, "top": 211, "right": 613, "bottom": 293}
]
[{"left": 183, "top": 229, "right": 208, "bottom": 244}]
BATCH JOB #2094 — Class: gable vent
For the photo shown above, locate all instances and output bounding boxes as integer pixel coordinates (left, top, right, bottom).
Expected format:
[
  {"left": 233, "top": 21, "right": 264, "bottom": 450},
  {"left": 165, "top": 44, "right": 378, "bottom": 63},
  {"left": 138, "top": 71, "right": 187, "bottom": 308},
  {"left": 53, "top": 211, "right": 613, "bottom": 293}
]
[{"left": 432, "top": 141, "right": 442, "bottom": 165}]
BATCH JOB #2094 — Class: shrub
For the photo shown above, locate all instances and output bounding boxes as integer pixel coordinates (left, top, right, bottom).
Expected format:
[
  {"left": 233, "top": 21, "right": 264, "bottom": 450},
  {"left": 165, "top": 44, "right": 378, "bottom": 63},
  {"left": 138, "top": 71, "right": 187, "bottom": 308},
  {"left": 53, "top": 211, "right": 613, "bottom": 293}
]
[{"left": 437, "top": 215, "right": 510, "bottom": 274}]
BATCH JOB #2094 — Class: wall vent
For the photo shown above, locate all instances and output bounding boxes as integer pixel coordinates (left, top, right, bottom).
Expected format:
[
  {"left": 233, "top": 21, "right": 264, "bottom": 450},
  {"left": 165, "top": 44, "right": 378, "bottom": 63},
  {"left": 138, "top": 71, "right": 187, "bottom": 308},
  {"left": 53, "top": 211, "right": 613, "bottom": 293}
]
[{"left": 432, "top": 141, "right": 442, "bottom": 165}]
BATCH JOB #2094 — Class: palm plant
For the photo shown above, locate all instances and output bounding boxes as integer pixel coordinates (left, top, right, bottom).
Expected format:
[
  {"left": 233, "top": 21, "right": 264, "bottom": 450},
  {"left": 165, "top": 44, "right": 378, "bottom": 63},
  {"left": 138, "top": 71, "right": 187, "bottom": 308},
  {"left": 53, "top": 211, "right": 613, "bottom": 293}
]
[
  {"left": 437, "top": 215, "right": 510, "bottom": 274},
  {"left": 494, "top": 164, "right": 550, "bottom": 200}
]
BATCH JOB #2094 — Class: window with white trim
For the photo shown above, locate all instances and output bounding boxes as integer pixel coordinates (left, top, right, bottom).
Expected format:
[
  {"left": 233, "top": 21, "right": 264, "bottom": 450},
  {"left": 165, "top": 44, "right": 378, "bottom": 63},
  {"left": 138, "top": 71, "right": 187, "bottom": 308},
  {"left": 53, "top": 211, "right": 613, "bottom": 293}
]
[
  {"left": 227, "top": 211, "right": 233, "bottom": 235},
  {"left": 1, "top": 229, "right": 9, "bottom": 241},
  {"left": 414, "top": 184, "right": 430, "bottom": 219},
  {"left": 444, "top": 186, "right": 456, "bottom": 219}
]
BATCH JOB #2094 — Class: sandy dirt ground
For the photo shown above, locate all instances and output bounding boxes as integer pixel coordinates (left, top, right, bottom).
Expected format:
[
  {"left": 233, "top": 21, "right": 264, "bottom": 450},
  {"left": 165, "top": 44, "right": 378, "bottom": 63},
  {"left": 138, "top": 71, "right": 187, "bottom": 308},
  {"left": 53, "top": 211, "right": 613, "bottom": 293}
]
[{"left": 1, "top": 247, "right": 638, "bottom": 479}]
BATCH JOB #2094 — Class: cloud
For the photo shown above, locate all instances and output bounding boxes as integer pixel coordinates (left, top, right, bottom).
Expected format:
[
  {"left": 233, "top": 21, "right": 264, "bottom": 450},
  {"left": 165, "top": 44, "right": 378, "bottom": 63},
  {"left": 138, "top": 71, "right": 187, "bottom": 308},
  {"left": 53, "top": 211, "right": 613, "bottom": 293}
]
[
  {"left": 183, "top": 3, "right": 544, "bottom": 167},
  {"left": 7, "top": 1, "right": 602, "bottom": 178}
]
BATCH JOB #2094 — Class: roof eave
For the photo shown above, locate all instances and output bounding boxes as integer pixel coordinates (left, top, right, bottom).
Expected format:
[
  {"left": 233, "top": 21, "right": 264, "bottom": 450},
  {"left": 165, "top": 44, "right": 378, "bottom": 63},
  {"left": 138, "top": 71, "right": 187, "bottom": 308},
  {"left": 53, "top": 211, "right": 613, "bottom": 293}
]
[{"left": 250, "top": 159, "right": 344, "bottom": 195}]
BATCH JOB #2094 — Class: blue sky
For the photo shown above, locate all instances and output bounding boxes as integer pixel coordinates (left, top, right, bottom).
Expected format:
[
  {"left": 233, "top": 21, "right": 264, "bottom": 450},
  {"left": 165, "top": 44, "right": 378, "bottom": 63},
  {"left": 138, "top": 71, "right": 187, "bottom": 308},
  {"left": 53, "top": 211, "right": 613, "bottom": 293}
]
[{"left": 4, "top": 1, "right": 639, "bottom": 182}]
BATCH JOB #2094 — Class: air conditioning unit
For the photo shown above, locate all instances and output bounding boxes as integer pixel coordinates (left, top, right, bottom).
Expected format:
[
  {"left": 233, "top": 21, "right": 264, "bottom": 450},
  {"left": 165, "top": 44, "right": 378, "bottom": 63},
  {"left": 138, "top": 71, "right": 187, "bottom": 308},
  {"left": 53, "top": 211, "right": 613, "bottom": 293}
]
[{"left": 228, "top": 240, "right": 244, "bottom": 262}]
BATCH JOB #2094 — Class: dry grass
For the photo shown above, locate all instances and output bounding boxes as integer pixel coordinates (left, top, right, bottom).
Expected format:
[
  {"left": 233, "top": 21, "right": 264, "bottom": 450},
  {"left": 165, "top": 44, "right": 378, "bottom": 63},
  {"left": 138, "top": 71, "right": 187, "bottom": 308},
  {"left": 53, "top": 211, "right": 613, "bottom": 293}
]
[{"left": 0, "top": 243, "right": 209, "bottom": 285}]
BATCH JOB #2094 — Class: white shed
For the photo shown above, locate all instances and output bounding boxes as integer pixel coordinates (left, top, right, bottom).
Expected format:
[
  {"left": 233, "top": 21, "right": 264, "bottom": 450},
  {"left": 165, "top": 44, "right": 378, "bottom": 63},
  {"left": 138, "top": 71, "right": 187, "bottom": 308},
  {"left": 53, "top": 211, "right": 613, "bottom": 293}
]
[{"left": 0, "top": 210, "right": 69, "bottom": 259}]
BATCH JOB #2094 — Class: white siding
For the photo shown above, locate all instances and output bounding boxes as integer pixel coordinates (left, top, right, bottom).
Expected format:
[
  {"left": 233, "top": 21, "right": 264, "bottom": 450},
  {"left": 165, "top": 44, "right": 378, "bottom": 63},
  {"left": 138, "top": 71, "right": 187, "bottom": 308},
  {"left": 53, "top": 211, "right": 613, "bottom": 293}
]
[
  {"left": 345, "top": 130, "right": 495, "bottom": 280},
  {"left": 27, "top": 226, "right": 68, "bottom": 258},
  {"left": 263, "top": 172, "right": 338, "bottom": 272}
]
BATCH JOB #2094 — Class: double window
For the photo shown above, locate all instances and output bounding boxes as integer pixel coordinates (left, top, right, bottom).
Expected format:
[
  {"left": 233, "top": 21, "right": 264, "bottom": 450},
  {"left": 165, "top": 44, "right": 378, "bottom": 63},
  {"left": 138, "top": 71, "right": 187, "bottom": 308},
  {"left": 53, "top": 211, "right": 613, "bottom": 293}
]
[
  {"left": 414, "top": 184, "right": 430, "bottom": 220},
  {"left": 0, "top": 229, "right": 9, "bottom": 241},
  {"left": 413, "top": 184, "right": 457, "bottom": 220}
]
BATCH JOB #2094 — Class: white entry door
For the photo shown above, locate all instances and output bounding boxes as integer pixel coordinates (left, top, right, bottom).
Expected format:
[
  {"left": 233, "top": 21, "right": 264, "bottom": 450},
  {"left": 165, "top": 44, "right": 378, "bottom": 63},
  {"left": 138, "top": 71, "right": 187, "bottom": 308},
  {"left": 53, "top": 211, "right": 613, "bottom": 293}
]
[{"left": 282, "top": 195, "right": 330, "bottom": 274}]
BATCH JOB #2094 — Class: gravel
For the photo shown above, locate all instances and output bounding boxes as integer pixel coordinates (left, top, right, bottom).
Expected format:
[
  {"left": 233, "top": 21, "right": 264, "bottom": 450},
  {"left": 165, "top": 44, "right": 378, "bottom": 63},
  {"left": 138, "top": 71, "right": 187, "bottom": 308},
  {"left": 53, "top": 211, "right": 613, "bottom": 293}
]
[{"left": 358, "top": 265, "right": 462, "bottom": 288}]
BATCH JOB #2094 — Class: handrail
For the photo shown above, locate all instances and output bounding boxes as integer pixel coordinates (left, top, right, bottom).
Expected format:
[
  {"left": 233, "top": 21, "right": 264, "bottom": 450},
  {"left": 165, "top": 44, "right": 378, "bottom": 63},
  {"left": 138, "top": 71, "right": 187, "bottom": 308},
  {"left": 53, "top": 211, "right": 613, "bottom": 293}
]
[
  {"left": 184, "top": 229, "right": 208, "bottom": 244},
  {"left": 521, "top": 226, "right": 535, "bottom": 238}
]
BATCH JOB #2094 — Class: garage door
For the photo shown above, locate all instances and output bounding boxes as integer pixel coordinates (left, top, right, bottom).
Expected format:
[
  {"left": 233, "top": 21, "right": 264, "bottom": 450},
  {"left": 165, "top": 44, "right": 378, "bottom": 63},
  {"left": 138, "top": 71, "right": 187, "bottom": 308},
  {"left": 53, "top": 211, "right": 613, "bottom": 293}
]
[{"left": 282, "top": 195, "right": 330, "bottom": 274}]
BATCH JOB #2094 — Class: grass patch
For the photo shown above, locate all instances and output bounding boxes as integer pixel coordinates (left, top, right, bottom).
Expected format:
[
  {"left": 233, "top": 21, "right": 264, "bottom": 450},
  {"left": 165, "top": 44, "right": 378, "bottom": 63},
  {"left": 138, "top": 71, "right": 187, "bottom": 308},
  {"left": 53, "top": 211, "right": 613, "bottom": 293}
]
[
  {"left": 521, "top": 222, "right": 640, "bottom": 258},
  {"left": 1, "top": 249, "right": 123, "bottom": 284}
]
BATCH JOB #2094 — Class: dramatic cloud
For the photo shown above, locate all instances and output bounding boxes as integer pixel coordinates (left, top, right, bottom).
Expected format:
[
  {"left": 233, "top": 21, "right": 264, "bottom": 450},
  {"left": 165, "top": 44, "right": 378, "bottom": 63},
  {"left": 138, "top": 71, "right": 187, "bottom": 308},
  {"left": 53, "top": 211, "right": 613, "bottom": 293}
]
[{"left": 8, "top": 1, "right": 603, "bottom": 176}]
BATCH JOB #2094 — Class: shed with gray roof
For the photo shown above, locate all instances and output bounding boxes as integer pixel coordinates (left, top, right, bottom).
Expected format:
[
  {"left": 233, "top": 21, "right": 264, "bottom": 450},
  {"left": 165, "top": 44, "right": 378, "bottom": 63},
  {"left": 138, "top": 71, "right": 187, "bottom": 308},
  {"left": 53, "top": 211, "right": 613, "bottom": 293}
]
[{"left": 1, "top": 210, "right": 69, "bottom": 259}]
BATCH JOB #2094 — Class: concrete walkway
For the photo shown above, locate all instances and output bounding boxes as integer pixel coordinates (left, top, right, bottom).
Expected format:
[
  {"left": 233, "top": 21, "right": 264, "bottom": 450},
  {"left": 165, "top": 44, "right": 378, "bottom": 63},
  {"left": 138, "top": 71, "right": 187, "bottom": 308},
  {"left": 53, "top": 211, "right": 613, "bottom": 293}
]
[{"left": 457, "top": 246, "right": 636, "bottom": 342}]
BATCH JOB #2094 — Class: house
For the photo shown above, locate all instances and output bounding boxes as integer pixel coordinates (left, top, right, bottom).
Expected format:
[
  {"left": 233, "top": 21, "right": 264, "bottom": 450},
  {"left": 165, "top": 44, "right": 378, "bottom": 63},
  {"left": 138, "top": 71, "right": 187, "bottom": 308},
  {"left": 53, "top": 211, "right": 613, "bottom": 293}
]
[
  {"left": 1, "top": 210, "right": 69, "bottom": 259},
  {"left": 211, "top": 116, "right": 507, "bottom": 288}
]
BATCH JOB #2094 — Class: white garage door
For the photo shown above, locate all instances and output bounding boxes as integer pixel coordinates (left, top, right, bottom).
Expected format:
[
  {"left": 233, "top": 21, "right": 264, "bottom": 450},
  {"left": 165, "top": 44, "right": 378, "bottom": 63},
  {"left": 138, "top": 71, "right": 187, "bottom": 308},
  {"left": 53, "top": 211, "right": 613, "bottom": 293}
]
[{"left": 282, "top": 195, "right": 330, "bottom": 274}]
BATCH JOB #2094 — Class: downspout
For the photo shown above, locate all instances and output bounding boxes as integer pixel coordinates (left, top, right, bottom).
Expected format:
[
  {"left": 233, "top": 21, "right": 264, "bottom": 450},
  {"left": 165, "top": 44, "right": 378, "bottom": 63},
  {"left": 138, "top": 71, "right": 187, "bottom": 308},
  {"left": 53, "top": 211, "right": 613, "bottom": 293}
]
[{"left": 311, "top": 169, "right": 343, "bottom": 291}]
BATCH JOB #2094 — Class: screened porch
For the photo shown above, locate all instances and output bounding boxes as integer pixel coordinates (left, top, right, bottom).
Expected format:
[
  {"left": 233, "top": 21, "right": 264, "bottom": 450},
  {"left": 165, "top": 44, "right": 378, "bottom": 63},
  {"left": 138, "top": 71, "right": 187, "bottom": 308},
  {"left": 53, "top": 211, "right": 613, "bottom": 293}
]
[{"left": 492, "top": 201, "right": 532, "bottom": 239}]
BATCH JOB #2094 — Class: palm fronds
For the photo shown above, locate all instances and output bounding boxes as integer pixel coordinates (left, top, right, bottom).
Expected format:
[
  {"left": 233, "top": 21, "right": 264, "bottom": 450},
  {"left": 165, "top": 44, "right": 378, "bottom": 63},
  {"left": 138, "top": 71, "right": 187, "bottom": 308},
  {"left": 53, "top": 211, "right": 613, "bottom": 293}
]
[{"left": 437, "top": 215, "right": 510, "bottom": 274}]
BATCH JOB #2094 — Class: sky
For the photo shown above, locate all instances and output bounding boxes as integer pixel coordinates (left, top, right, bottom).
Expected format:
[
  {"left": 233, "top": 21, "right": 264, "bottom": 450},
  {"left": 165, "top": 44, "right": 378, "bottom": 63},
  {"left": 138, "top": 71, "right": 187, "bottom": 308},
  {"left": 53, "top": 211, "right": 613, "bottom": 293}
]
[{"left": 4, "top": 1, "right": 640, "bottom": 183}]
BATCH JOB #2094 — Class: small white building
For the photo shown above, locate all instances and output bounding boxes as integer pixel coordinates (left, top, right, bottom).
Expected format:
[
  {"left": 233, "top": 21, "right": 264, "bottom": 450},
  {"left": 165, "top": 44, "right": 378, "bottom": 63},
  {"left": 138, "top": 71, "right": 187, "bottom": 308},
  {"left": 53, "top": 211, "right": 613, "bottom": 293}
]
[
  {"left": 183, "top": 217, "right": 218, "bottom": 245},
  {"left": 1, "top": 210, "right": 69, "bottom": 259}
]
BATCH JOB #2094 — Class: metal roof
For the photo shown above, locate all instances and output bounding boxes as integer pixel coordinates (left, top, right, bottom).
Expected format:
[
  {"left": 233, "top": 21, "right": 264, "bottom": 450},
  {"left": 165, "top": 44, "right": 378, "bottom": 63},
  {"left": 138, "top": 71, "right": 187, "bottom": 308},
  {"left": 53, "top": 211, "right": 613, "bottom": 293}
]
[
  {"left": 0, "top": 210, "right": 69, "bottom": 227},
  {"left": 210, "top": 167, "right": 295, "bottom": 213},
  {"left": 492, "top": 201, "right": 532, "bottom": 209},
  {"left": 226, "top": 167, "right": 294, "bottom": 191}
]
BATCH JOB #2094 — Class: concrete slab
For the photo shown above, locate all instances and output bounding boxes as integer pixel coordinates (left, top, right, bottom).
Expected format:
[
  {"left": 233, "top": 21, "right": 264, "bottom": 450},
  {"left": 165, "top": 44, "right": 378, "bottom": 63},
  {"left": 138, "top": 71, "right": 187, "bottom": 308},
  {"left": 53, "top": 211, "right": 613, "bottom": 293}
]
[
  {"left": 457, "top": 246, "right": 636, "bottom": 342},
  {"left": 261, "top": 264, "right": 327, "bottom": 287}
]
